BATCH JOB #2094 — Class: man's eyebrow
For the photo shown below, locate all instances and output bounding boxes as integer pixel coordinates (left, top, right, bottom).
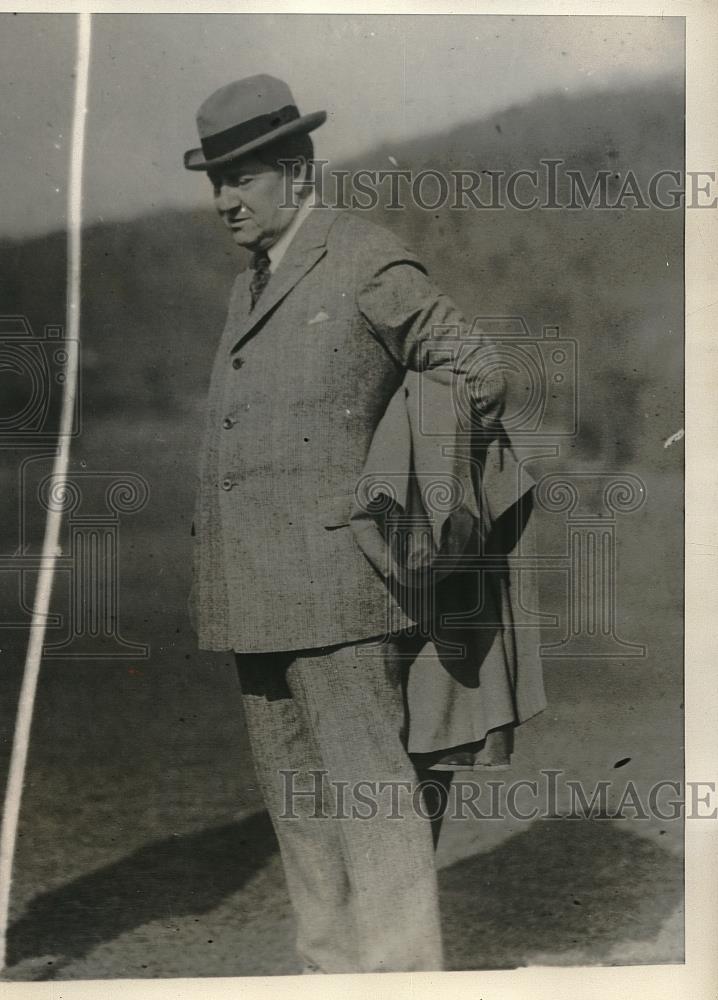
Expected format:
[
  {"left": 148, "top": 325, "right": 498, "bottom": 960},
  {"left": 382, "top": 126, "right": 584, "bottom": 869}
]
[{"left": 209, "top": 168, "right": 253, "bottom": 184}]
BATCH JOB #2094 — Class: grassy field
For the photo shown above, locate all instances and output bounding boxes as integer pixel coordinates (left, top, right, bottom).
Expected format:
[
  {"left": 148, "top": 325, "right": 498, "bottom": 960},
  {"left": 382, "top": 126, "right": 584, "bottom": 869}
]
[{"left": 0, "top": 79, "right": 684, "bottom": 978}]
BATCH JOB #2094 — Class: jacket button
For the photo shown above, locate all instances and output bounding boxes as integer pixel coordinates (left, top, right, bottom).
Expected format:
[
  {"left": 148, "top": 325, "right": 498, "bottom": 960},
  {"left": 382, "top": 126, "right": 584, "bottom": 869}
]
[
  {"left": 222, "top": 417, "right": 235, "bottom": 429},
  {"left": 221, "top": 479, "right": 233, "bottom": 491},
  {"left": 232, "top": 356, "right": 244, "bottom": 369}
]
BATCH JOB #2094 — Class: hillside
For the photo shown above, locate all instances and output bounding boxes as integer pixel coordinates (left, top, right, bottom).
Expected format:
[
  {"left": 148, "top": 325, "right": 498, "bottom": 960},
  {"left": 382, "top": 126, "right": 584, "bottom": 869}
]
[{"left": 0, "top": 81, "right": 684, "bottom": 468}]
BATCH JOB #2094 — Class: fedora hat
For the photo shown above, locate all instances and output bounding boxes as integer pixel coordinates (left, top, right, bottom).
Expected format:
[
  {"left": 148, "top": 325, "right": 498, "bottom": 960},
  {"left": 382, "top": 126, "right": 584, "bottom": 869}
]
[{"left": 184, "top": 74, "right": 326, "bottom": 171}]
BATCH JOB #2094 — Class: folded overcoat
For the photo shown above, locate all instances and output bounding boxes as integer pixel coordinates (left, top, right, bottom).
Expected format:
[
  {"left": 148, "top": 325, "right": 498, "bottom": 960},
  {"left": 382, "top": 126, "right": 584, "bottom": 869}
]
[{"left": 349, "top": 369, "right": 547, "bottom": 757}]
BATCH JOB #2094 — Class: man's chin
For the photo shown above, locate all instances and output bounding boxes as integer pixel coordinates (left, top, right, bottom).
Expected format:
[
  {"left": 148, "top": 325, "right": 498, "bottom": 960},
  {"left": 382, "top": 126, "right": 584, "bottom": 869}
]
[
  {"left": 231, "top": 234, "right": 257, "bottom": 249},
  {"left": 229, "top": 226, "right": 260, "bottom": 249}
]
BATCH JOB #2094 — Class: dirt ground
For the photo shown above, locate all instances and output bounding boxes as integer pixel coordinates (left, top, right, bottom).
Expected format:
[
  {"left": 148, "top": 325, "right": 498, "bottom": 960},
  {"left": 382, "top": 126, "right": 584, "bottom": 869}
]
[{"left": 0, "top": 424, "right": 683, "bottom": 980}]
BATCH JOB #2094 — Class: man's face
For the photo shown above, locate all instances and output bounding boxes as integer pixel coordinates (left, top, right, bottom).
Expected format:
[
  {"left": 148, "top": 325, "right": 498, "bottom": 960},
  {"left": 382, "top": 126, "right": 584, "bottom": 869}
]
[{"left": 209, "top": 155, "right": 301, "bottom": 252}]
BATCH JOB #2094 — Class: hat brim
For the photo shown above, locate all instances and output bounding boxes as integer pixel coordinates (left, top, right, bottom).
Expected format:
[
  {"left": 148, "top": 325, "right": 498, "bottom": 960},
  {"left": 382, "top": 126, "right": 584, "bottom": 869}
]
[{"left": 183, "top": 110, "right": 327, "bottom": 171}]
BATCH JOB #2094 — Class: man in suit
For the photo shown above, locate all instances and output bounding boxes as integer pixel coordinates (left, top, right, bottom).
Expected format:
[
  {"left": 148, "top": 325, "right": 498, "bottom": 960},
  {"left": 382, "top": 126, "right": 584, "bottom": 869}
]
[{"left": 184, "top": 75, "right": 509, "bottom": 975}]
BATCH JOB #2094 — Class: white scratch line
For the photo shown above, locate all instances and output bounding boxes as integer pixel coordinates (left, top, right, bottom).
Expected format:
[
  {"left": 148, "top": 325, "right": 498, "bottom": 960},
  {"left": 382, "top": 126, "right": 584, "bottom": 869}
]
[
  {"left": 0, "top": 13, "right": 92, "bottom": 972},
  {"left": 663, "top": 428, "right": 685, "bottom": 449}
]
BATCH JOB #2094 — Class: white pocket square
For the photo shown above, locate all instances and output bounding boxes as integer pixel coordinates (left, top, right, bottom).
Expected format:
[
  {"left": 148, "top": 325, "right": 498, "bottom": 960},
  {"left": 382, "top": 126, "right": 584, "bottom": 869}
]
[{"left": 308, "top": 309, "right": 330, "bottom": 325}]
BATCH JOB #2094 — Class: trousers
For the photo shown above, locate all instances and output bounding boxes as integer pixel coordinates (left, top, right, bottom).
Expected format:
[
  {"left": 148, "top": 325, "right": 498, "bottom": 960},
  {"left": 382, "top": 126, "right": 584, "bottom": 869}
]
[{"left": 235, "top": 635, "right": 444, "bottom": 974}]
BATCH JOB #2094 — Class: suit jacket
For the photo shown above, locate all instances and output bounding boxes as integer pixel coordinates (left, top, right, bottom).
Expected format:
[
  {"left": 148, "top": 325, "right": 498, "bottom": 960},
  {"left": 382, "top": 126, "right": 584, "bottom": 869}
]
[{"left": 191, "top": 206, "right": 507, "bottom": 653}]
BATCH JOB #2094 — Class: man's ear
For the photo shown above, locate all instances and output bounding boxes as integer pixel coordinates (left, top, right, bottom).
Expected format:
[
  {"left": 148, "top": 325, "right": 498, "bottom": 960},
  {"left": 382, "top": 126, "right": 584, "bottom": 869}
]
[
  {"left": 292, "top": 157, "right": 309, "bottom": 186},
  {"left": 282, "top": 157, "right": 313, "bottom": 205},
  {"left": 276, "top": 155, "right": 305, "bottom": 180}
]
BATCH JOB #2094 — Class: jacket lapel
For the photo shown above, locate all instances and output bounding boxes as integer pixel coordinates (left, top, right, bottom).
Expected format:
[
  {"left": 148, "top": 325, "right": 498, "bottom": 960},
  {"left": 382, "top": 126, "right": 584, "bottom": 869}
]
[{"left": 229, "top": 206, "right": 338, "bottom": 355}]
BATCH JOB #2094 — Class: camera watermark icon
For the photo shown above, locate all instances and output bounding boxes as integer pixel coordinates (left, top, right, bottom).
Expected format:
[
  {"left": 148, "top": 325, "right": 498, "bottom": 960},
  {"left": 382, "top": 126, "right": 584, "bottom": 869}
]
[
  {"left": 419, "top": 317, "right": 578, "bottom": 441},
  {"left": 0, "top": 316, "right": 81, "bottom": 448}
]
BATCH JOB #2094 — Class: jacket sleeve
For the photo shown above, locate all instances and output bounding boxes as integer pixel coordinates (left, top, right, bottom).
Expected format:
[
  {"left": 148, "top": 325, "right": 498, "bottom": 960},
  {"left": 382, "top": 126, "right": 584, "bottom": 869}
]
[{"left": 356, "top": 254, "right": 506, "bottom": 423}]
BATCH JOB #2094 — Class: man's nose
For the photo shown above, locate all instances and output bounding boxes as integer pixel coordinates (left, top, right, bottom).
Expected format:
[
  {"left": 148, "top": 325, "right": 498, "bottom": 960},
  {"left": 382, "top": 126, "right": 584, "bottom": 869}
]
[{"left": 215, "top": 184, "right": 243, "bottom": 214}]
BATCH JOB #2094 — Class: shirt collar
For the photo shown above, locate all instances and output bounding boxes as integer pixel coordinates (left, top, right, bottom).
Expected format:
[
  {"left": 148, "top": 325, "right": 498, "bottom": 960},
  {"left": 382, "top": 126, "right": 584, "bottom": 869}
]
[{"left": 266, "top": 193, "right": 315, "bottom": 273}]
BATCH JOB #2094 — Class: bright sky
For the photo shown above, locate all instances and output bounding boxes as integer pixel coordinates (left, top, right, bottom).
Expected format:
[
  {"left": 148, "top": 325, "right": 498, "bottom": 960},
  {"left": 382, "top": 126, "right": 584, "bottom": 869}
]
[{"left": 0, "top": 12, "right": 684, "bottom": 238}]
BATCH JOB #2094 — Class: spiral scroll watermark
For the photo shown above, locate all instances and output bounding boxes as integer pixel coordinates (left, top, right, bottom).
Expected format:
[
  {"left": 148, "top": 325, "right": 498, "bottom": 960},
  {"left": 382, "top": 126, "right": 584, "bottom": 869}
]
[
  {"left": 0, "top": 459, "right": 151, "bottom": 659},
  {"left": 535, "top": 472, "right": 647, "bottom": 658}
]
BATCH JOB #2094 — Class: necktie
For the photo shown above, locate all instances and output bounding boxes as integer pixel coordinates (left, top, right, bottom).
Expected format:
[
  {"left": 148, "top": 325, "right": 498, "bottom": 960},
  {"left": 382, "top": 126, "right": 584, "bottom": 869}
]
[{"left": 250, "top": 250, "right": 271, "bottom": 310}]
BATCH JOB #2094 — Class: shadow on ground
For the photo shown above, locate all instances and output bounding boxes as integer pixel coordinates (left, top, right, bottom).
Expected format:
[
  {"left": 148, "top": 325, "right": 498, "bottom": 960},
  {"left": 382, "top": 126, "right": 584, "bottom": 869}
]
[
  {"left": 440, "top": 818, "right": 683, "bottom": 969},
  {"left": 6, "top": 810, "right": 279, "bottom": 976},
  {"left": 5, "top": 814, "right": 682, "bottom": 978}
]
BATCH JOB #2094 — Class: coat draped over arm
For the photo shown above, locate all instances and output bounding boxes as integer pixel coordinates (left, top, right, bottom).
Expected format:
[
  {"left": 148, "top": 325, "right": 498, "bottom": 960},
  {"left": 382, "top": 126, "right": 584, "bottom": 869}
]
[{"left": 350, "top": 368, "right": 546, "bottom": 768}]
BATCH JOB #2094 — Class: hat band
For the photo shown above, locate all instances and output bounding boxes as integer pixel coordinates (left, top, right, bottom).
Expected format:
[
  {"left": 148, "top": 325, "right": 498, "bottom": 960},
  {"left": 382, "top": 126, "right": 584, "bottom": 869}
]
[{"left": 200, "top": 104, "right": 300, "bottom": 162}]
